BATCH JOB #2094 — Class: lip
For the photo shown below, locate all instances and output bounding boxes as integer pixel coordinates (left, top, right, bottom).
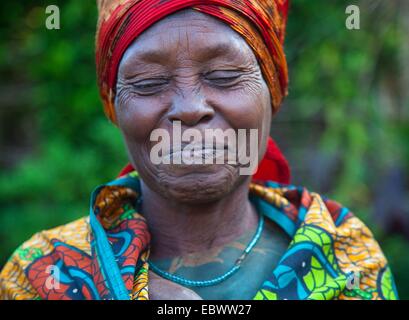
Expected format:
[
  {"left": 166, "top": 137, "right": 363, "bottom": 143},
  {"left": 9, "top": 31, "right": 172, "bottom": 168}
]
[
  {"left": 162, "top": 143, "right": 229, "bottom": 157},
  {"left": 160, "top": 142, "right": 234, "bottom": 164}
]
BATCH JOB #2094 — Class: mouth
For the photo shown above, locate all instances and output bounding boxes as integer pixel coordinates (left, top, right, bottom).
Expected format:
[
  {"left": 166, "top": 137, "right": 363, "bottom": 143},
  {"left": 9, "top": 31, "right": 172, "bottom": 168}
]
[{"left": 162, "top": 143, "right": 231, "bottom": 164}]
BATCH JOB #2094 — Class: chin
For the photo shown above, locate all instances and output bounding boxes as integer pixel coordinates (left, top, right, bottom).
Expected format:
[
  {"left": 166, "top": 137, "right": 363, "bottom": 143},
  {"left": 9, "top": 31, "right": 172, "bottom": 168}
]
[{"left": 153, "top": 164, "right": 244, "bottom": 204}]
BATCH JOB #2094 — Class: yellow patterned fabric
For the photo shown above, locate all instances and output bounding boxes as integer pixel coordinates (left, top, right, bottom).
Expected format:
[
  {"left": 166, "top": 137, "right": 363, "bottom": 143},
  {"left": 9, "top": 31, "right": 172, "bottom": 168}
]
[
  {"left": 0, "top": 172, "right": 399, "bottom": 300},
  {"left": 0, "top": 217, "right": 91, "bottom": 300},
  {"left": 250, "top": 184, "right": 397, "bottom": 300}
]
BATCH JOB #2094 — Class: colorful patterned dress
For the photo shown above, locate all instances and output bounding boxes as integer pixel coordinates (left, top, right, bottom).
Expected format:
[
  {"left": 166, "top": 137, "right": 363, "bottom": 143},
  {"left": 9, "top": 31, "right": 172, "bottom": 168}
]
[{"left": 0, "top": 171, "right": 399, "bottom": 300}]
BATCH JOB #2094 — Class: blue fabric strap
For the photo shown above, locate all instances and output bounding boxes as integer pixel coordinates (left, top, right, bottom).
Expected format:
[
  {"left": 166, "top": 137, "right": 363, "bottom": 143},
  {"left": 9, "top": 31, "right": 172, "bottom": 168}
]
[{"left": 89, "top": 178, "right": 140, "bottom": 300}]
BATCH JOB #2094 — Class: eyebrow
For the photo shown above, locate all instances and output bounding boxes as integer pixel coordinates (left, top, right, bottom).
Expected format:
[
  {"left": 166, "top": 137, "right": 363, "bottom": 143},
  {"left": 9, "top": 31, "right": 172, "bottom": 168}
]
[{"left": 136, "top": 42, "right": 237, "bottom": 63}]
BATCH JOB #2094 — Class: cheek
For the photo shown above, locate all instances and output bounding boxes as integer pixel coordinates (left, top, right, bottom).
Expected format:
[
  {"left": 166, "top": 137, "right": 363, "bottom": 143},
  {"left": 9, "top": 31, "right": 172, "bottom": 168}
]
[
  {"left": 209, "top": 83, "right": 271, "bottom": 164},
  {"left": 258, "top": 82, "right": 272, "bottom": 152},
  {"left": 222, "top": 80, "right": 272, "bottom": 159},
  {"left": 116, "top": 95, "right": 167, "bottom": 143},
  {"left": 209, "top": 80, "right": 271, "bottom": 133}
]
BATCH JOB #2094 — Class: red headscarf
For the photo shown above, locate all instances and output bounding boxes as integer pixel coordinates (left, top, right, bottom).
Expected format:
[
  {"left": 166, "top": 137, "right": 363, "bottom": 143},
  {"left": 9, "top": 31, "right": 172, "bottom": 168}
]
[{"left": 96, "top": 0, "right": 291, "bottom": 184}]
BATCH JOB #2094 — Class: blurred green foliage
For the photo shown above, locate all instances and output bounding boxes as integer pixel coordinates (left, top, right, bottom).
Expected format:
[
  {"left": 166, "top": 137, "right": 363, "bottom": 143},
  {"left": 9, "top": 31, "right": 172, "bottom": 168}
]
[
  {"left": 0, "top": 0, "right": 128, "bottom": 268},
  {"left": 0, "top": 0, "right": 408, "bottom": 298}
]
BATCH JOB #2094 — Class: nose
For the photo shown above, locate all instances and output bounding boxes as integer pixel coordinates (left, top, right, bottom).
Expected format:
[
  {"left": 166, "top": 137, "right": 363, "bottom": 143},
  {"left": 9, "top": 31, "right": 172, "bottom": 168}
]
[{"left": 168, "top": 89, "right": 215, "bottom": 126}]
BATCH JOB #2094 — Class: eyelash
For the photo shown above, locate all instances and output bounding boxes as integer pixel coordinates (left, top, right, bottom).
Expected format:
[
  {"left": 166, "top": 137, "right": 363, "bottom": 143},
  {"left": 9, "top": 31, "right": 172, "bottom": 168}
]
[
  {"left": 130, "top": 72, "right": 242, "bottom": 95},
  {"left": 205, "top": 76, "right": 241, "bottom": 86},
  {"left": 203, "top": 71, "right": 242, "bottom": 86},
  {"left": 131, "top": 79, "right": 169, "bottom": 95}
]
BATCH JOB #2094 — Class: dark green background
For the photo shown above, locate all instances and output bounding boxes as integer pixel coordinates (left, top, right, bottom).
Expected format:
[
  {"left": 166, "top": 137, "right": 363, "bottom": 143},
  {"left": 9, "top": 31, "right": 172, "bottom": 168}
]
[{"left": 1, "top": 0, "right": 408, "bottom": 298}]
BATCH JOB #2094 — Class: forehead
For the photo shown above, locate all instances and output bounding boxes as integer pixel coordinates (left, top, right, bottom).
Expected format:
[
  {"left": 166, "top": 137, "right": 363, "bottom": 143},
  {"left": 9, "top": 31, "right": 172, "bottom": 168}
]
[{"left": 119, "top": 9, "right": 256, "bottom": 67}]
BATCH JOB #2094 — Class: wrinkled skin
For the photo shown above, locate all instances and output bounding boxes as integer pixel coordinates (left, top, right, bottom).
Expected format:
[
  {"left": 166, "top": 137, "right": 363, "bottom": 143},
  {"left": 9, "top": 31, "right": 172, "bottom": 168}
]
[{"left": 115, "top": 9, "right": 273, "bottom": 299}]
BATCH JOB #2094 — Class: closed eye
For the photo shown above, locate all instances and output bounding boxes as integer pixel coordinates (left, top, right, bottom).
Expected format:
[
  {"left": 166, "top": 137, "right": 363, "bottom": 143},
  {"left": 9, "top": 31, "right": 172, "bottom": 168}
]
[
  {"left": 204, "top": 70, "right": 242, "bottom": 87},
  {"left": 131, "top": 78, "right": 169, "bottom": 95}
]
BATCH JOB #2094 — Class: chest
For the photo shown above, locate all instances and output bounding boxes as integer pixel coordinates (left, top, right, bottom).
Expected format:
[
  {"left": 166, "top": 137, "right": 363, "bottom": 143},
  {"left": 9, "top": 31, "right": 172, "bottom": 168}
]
[{"left": 148, "top": 220, "right": 290, "bottom": 300}]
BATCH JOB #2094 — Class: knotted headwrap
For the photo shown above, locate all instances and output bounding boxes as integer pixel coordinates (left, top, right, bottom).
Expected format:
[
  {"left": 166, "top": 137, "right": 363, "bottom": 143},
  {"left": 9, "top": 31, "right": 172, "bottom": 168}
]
[{"left": 96, "top": 0, "right": 291, "bottom": 184}]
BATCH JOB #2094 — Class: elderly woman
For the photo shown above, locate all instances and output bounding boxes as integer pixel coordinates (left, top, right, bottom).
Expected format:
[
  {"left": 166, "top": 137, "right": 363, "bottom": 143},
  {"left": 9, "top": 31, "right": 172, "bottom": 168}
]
[{"left": 0, "top": 0, "right": 399, "bottom": 300}]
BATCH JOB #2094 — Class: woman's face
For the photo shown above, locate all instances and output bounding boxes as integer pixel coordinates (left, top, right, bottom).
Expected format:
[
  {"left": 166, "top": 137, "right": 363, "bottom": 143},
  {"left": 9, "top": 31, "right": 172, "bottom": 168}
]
[{"left": 115, "top": 9, "right": 272, "bottom": 204}]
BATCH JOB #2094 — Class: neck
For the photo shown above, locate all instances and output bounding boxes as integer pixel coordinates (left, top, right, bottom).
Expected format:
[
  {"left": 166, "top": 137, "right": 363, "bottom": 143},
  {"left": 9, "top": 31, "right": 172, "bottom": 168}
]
[{"left": 140, "top": 179, "right": 258, "bottom": 260}]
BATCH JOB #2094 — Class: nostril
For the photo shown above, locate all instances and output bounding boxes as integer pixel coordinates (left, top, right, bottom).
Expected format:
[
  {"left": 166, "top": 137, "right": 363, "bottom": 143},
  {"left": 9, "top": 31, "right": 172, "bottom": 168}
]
[
  {"left": 201, "top": 114, "right": 212, "bottom": 123},
  {"left": 168, "top": 109, "right": 213, "bottom": 126}
]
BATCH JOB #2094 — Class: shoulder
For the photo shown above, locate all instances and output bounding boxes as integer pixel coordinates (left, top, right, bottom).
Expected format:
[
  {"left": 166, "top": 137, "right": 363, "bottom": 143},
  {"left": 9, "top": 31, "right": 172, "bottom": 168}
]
[
  {"left": 256, "top": 180, "right": 370, "bottom": 233},
  {"left": 254, "top": 181, "right": 399, "bottom": 300},
  {"left": 251, "top": 181, "right": 355, "bottom": 236},
  {"left": 0, "top": 216, "right": 90, "bottom": 300}
]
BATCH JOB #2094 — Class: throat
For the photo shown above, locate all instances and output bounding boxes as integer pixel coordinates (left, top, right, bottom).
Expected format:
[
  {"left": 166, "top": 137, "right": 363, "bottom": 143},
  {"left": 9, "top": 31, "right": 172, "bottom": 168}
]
[
  {"left": 140, "top": 179, "right": 258, "bottom": 260},
  {"left": 149, "top": 214, "right": 262, "bottom": 279}
]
